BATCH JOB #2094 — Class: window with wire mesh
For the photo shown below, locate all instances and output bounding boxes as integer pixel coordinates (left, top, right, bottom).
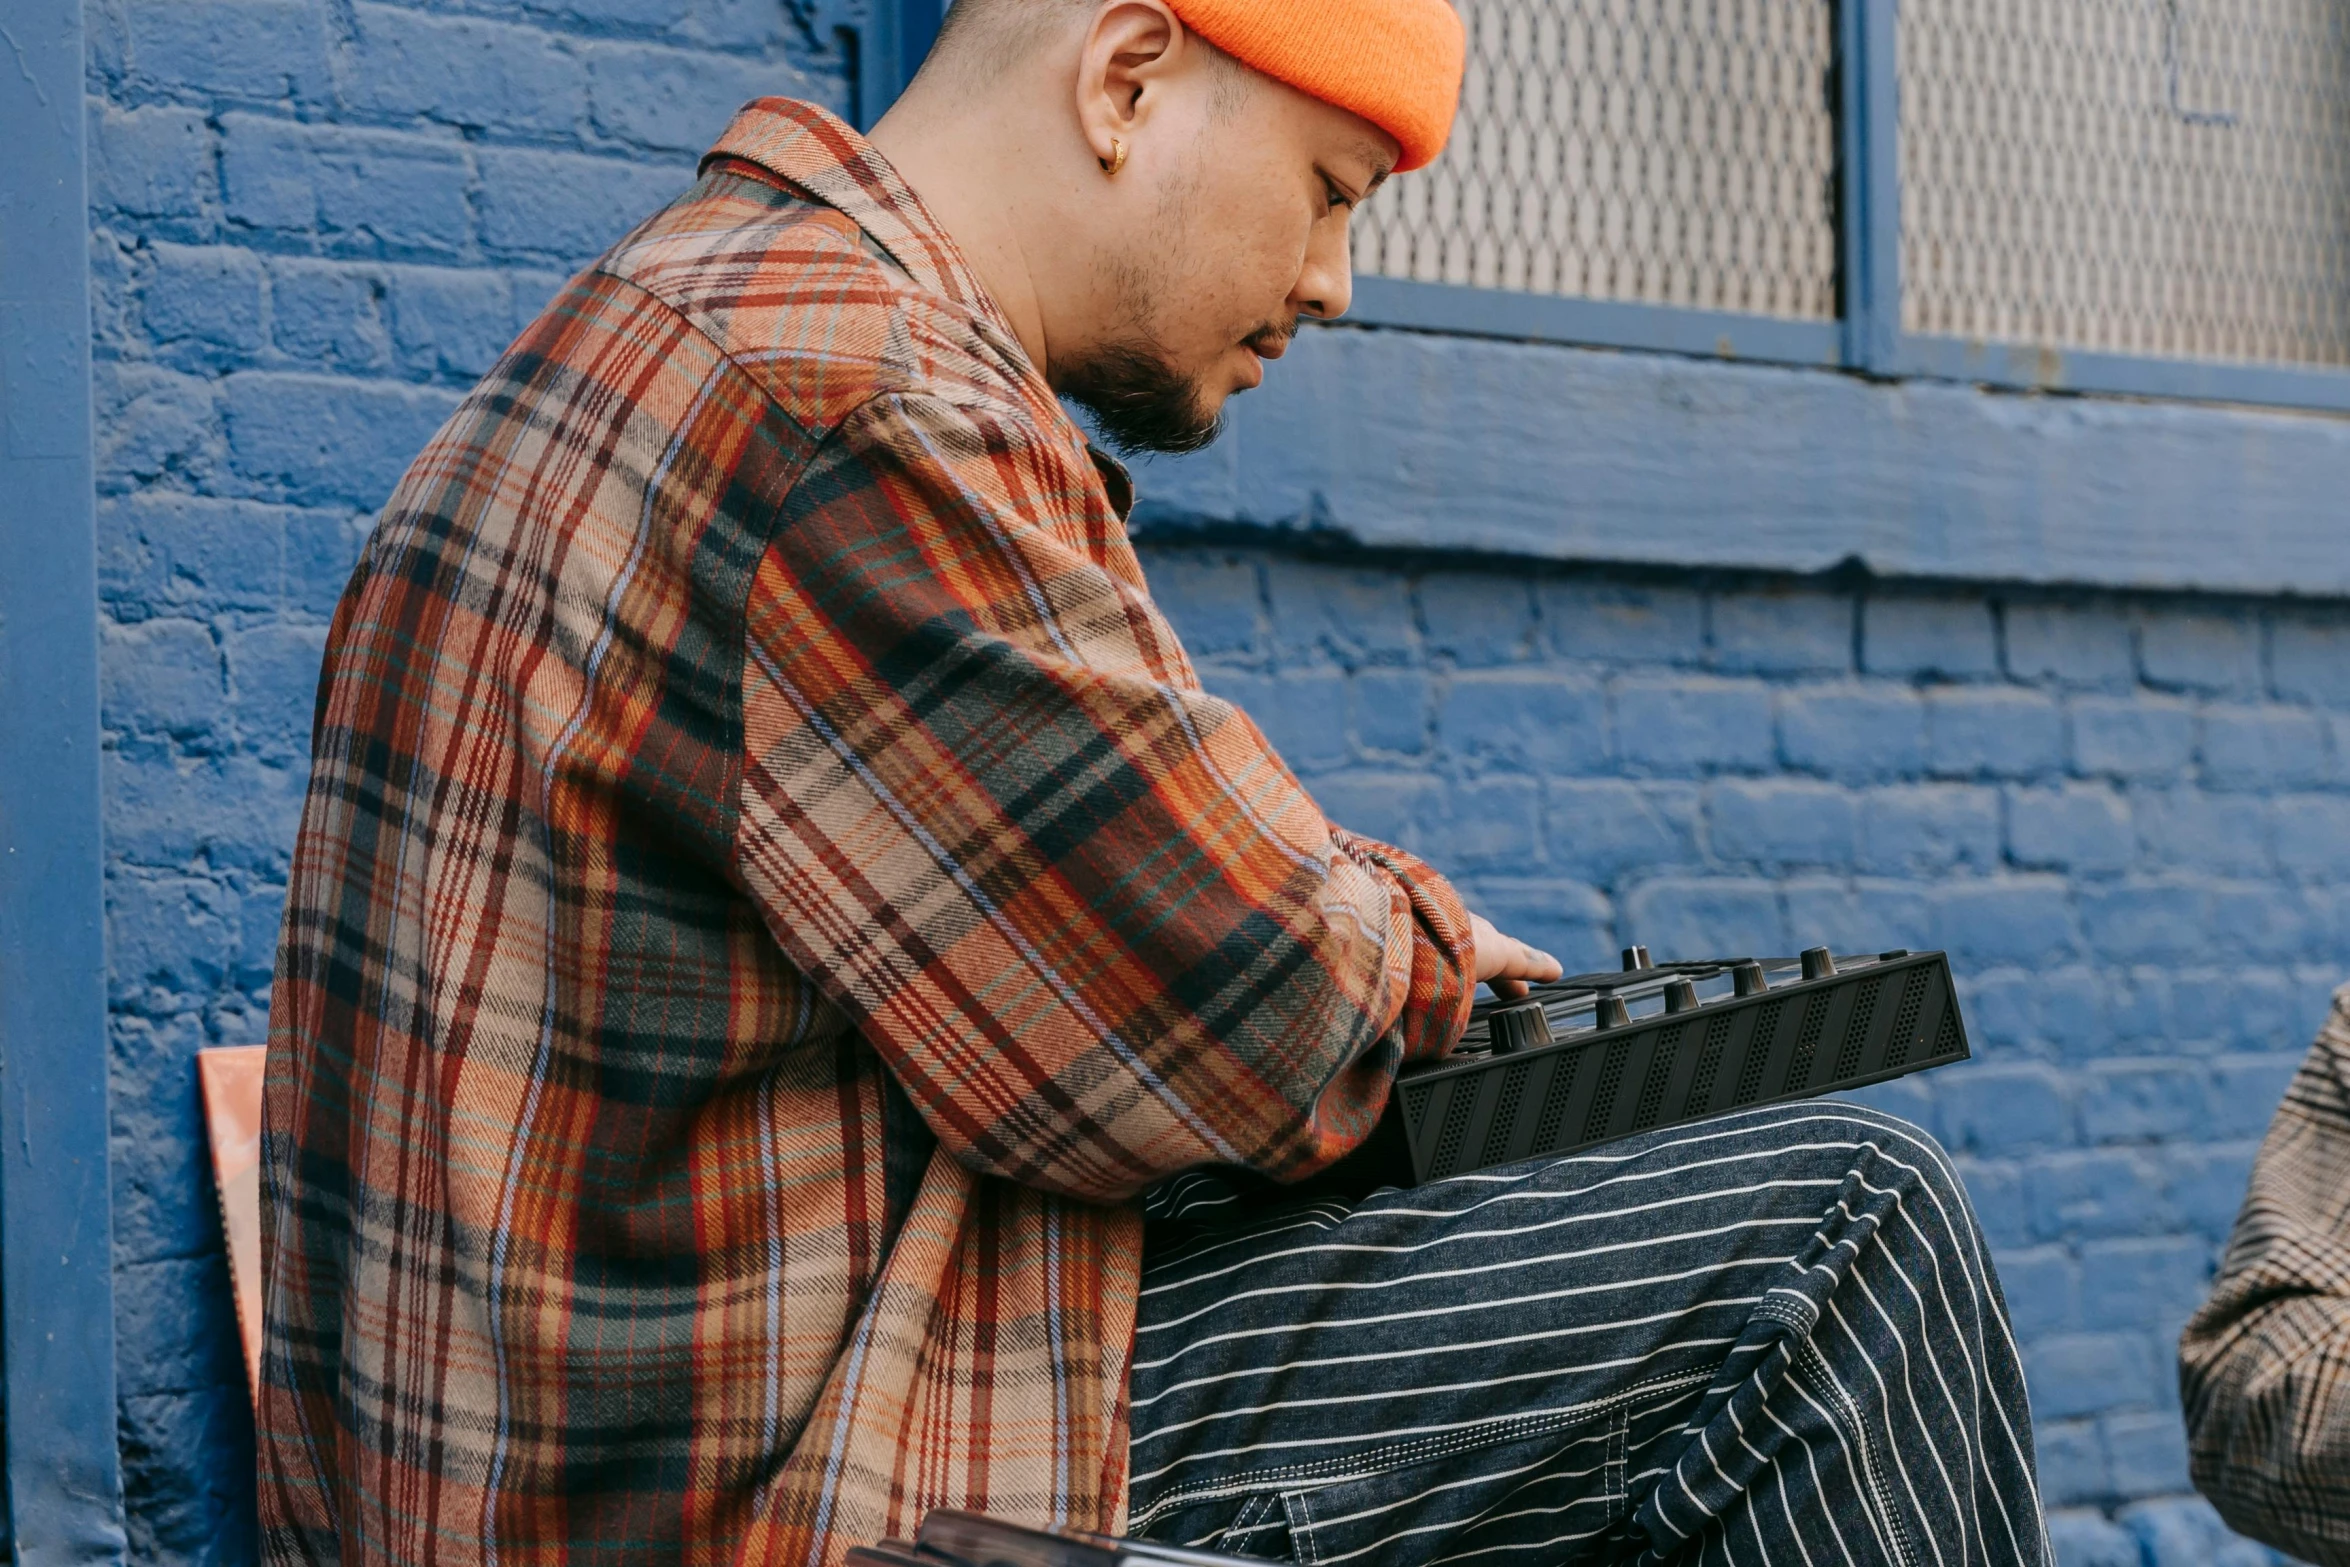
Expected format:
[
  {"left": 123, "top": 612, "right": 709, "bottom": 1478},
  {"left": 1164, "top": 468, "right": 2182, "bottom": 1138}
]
[
  {"left": 1352, "top": 0, "right": 1841, "bottom": 320},
  {"left": 1902, "top": 0, "right": 2350, "bottom": 368}
]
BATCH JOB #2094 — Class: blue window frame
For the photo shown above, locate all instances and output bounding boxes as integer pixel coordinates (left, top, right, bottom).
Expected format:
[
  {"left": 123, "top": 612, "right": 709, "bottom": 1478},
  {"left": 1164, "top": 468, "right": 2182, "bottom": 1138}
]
[{"left": 0, "top": 0, "right": 130, "bottom": 1553}]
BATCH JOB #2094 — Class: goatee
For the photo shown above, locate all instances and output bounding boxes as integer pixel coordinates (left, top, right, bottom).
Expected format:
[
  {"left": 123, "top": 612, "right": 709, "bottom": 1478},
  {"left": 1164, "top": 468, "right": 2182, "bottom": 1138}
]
[{"left": 1055, "top": 339, "right": 1224, "bottom": 457}]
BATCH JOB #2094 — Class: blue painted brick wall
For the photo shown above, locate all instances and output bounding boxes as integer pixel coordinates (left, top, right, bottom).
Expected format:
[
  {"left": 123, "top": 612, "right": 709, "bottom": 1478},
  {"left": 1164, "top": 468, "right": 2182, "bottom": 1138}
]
[{"left": 80, "top": 3, "right": 2344, "bottom": 1562}]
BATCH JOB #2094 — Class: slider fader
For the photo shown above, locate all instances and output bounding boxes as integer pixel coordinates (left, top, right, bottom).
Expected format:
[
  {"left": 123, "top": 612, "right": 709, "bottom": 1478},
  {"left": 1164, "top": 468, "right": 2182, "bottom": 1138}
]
[{"left": 1337, "top": 945, "right": 1971, "bottom": 1188}]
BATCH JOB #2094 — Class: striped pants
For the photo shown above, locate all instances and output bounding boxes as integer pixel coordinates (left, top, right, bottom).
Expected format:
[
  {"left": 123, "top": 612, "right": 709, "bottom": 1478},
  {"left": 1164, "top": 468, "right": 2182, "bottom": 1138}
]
[{"left": 1128, "top": 1103, "right": 2048, "bottom": 1567}]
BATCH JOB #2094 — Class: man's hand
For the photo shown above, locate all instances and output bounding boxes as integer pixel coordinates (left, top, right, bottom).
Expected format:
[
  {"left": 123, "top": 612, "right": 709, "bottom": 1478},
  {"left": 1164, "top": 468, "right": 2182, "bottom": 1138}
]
[{"left": 1472, "top": 913, "right": 1562, "bottom": 1000}]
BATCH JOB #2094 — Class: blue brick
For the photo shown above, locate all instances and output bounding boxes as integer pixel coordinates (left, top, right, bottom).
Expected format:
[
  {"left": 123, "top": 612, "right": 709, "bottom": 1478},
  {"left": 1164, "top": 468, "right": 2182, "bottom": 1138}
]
[
  {"left": 2132, "top": 788, "right": 2272, "bottom": 876},
  {"left": 2008, "top": 602, "right": 2137, "bottom": 689},
  {"left": 100, "top": 493, "right": 286, "bottom": 615},
  {"left": 2102, "top": 1412, "right": 2193, "bottom": 1497},
  {"left": 1348, "top": 668, "right": 1431, "bottom": 756},
  {"left": 2200, "top": 703, "right": 2334, "bottom": 790},
  {"left": 105, "top": 752, "right": 308, "bottom": 877},
  {"left": 1261, "top": 558, "right": 1418, "bottom": 666},
  {"left": 124, "top": 0, "right": 329, "bottom": 104},
  {"left": 95, "top": 363, "right": 220, "bottom": 489},
  {"left": 2272, "top": 614, "right": 2350, "bottom": 706},
  {"left": 2032, "top": 1425, "right": 2112, "bottom": 1510},
  {"left": 1540, "top": 580, "right": 1704, "bottom": 665},
  {"left": 108, "top": 874, "right": 239, "bottom": 1002},
  {"left": 1436, "top": 672, "right": 1605, "bottom": 774},
  {"left": 2071, "top": 695, "right": 2195, "bottom": 780},
  {"left": 227, "top": 622, "right": 329, "bottom": 756},
  {"left": 1778, "top": 683, "right": 1926, "bottom": 779},
  {"left": 2078, "top": 1238, "right": 2212, "bottom": 1334},
  {"left": 2046, "top": 1508, "right": 2138, "bottom": 1567},
  {"left": 2079, "top": 1062, "right": 2214, "bottom": 1144},
  {"left": 1450, "top": 879, "right": 1612, "bottom": 972},
  {"left": 89, "top": 104, "right": 217, "bottom": 223},
  {"left": 108, "top": 1012, "right": 218, "bottom": 1259},
  {"left": 2161, "top": 1144, "right": 2257, "bottom": 1241},
  {"left": 1419, "top": 573, "right": 1535, "bottom": 666},
  {"left": 1545, "top": 780, "right": 1701, "bottom": 884},
  {"left": 1709, "top": 589, "right": 1851, "bottom": 675},
  {"left": 143, "top": 243, "right": 266, "bottom": 355},
  {"left": 104, "top": 616, "right": 225, "bottom": 739},
  {"left": 1862, "top": 596, "right": 1998, "bottom": 679},
  {"left": 2206, "top": 883, "right": 2322, "bottom": 964},
  {"left": 1932, "top": 877, "right": 2079, "bottom": 966},
  {"left": 586, "top": 40, "right": 807, "bottom": 153},
  {"left": 2273, "top": 793, "right": 2350, "bottom": 877},
  {"left": 1142, "top": 552, "right": 1261, "bottom": 656},
  {"left": 338, "top": 3, "right": 589, "bottom": 137},
  {"left": 2027, "top": 1149, "right": 2165, "bottom": 1240},
  {"left": 1610, "top": 675, "right": 1775, "bottom": 774},
  {"left": 1856, "top": 784, "right": 2001, "bottom": 875},
  {"left": 118, "top": 1385, "right": 259, "bottom": 1566},
  {"left": 115, "top": 1254, "right": 246, "bottom": 1397},
  {"left": 1778, "top": 878, "right": 1933, "bottom": 956},
  {"left": 2025, "top": 1332, "right": 2159, "bottom": 1420},
  {"left": 1939, "top": 1062, "right": 2075, "bottom": 1154},
  {"left": 2079, "top": 880, "right": 2209, "bottom": 964},
  {"left": 2007, "top": 784, "right": 2134, "bottom": 875},
  {"left": 222, "top": 371, "right": 461, "bottom": 508},
  {"left": 223, "top": 115, "right": 472, "bottom": 258},
  {"left": 1955, "top": 1155, "right": 2030, "bottom": 1246},
  {"left": 1308, "top": 772, "right": 1440, "bottom": 853},
  {"left": 2140, "top": 608, "right": 2262, "bottom": 695},
  {"left": 1925, "top": 687, "right": 2065, "bottom": 778},
  {"left": 269, "top": 259, "right": 392, "bottom": 371},
  {"left": 2210, "top": 1054, "right": 2301, "bottom": 1138},
  {"left": 390, "top": 266, "right": 519, "bottom": 380},
  {"left": 2118, "top": 1496, "right": 2280, "bottom": 1567},
  {"left": 287, "top": 509, "right": 369, "bottom": 616},
  {"left": 1706, "top": 779, "right": 1855, "bottom": 869},
  {"left": 1199, "top": 668, "right": 1347, "bottom": 774},
  {"left": 1428, "top": 777, "right": 1544, "bottom": 874},
  {"left": 1995, "top": 1246, "right": 2081, "bottom": 1337},
  {"left": 1622, "top": 877, "right": 1787, "bottom": 957},
  {"left": 477, "top": 147, "right": 690, "bottom": 263}
]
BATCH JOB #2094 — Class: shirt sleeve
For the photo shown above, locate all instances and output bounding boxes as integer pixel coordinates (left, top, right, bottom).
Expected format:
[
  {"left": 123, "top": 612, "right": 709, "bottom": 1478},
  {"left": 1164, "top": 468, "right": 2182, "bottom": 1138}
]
[
  {"left": 2180, "top": 984, "right": 2350, "bottom": 1567},
  {"left": 729, "top": 387, "right": 1475, "bottom": 1203}
]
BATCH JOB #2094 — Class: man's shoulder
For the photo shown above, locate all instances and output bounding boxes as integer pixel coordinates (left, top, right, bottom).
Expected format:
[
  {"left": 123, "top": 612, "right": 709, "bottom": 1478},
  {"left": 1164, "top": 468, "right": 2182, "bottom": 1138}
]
[{"left": 593, "top": 164, "right": 1045, "bottom": 442}]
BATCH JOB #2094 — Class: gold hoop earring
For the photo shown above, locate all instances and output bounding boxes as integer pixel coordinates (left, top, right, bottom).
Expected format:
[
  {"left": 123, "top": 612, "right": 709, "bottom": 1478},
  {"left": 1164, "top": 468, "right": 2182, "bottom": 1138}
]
[{"left": 1101, "top": 138, "right": 1128, "bottom": 177}]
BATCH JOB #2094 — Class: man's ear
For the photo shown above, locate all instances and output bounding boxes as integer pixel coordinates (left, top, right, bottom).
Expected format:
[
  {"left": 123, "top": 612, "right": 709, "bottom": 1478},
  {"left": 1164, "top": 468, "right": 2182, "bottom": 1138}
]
[{"left": 1074, "top": 0, "right": 1191, "bottom": 171}]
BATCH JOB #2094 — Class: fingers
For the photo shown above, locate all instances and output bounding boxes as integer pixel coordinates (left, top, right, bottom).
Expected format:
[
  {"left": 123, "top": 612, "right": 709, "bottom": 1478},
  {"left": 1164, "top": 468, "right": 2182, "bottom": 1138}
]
[{"left": 1469, "top": 912, "right": 1563, "bottom": 991}]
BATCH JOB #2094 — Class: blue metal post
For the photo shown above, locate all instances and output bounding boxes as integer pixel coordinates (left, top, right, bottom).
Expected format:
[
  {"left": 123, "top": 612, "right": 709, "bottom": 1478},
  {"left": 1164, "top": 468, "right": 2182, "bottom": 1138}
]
[
  {"left": 853, "top": 0, "right": 947, "bottom": 130},
  {"left": 1837, "top": 0, "right": 1902, "bottom": 374},
  {"left": 0, "top": 0, "right": 130, "bottom": 1554}
]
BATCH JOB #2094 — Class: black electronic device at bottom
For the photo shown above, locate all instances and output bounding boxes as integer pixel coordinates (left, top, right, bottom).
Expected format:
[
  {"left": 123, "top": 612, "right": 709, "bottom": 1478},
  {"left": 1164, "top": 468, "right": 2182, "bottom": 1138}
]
[
  {"left": 850, "top": 1509, "right": 1258, "bottom": 1567},
  {"left": 1328, "top": 945, "right": 1970, "bottom": 1189}
]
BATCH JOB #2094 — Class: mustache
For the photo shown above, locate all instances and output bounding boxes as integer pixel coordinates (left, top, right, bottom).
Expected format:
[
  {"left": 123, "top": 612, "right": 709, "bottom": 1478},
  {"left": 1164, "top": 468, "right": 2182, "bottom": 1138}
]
[{"left": 1243, "top": 319, "right": 1298, "bottom": 357}]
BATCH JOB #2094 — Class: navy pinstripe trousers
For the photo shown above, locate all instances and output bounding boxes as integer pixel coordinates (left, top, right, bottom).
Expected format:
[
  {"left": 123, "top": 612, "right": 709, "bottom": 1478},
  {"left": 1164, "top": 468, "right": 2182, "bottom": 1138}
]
[{"left": 1129, "top": 1103, "right": 2049, "bottom": 1567}]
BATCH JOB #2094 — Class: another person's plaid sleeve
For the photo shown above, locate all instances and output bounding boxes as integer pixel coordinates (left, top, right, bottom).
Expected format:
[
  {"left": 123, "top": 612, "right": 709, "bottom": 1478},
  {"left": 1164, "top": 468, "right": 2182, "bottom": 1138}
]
[{"left": 2181, "top": 982, "right": 2350, "bottom": 1566}]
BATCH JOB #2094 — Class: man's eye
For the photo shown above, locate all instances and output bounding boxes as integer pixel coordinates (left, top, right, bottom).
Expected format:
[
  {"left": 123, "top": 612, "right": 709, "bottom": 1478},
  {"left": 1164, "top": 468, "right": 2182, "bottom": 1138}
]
[{"left": 1323, "top": 178, "right": 1354, "bottom": 212}]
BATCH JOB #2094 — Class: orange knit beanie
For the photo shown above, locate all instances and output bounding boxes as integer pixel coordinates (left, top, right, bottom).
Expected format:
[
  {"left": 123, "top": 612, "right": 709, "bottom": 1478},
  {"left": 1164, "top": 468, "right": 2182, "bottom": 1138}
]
[{"left": 1167, "top": 0, "right": 1466, "bottom": 171}]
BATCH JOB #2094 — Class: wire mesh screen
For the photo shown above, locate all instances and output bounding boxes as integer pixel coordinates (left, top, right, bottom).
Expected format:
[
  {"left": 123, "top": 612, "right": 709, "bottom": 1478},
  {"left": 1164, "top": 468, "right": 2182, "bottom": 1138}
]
[
  {"left": 1353, "top": 0, "right": 1840, "bottom": 320},
  {"left": 1901, "top": 0, "right": 2350, "bottom": 367}
]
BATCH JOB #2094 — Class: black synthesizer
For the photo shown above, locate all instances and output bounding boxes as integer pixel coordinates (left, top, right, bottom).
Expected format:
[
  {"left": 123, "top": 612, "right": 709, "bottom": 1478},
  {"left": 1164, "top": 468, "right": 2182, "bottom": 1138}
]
[{"left": 1327, "top": 945, "right": 1971, "bottom": 1189}]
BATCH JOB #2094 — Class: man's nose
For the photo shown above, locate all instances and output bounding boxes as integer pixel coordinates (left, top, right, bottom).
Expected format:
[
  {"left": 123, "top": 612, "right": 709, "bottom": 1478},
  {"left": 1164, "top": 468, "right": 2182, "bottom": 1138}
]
[{"left": 1294, "top": 219, "right": 1355, "bottom": 322}]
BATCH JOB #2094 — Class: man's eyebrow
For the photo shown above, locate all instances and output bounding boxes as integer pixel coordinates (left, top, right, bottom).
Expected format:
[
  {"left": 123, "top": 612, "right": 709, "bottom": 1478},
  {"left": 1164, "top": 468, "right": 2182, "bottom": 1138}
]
[{"left": 1356, "top": 140, "right": 1397, "bottom": 191}]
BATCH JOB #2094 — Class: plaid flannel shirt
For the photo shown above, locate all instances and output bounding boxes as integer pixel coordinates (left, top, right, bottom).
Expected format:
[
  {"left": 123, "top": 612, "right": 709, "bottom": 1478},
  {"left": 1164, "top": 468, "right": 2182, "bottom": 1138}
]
[
  {"left": 257, "top": 99, "right": 1474, "bottom": 1567},
  {"left": 2181, "top": 982, "right": 2350, "bottom": 1566}
]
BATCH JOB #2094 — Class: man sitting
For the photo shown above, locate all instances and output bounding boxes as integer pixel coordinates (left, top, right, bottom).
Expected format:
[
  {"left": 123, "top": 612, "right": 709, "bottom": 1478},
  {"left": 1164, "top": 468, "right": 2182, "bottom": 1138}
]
[{"left": 256, "top": 2, "right": 2049, "bottom": 1562}]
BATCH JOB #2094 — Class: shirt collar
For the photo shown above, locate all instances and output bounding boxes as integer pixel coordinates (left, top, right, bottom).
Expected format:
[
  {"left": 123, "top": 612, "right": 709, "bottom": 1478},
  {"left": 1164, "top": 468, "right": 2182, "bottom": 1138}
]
[{"left": 700, "top": 98, "right": 1026, "bottom": 361}]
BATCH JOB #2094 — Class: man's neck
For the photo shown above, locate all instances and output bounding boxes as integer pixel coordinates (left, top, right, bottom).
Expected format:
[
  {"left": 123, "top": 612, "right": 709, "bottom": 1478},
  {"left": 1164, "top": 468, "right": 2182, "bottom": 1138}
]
[{"left": 868, "top": 95, "right": 1069, "bottom": 381}]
